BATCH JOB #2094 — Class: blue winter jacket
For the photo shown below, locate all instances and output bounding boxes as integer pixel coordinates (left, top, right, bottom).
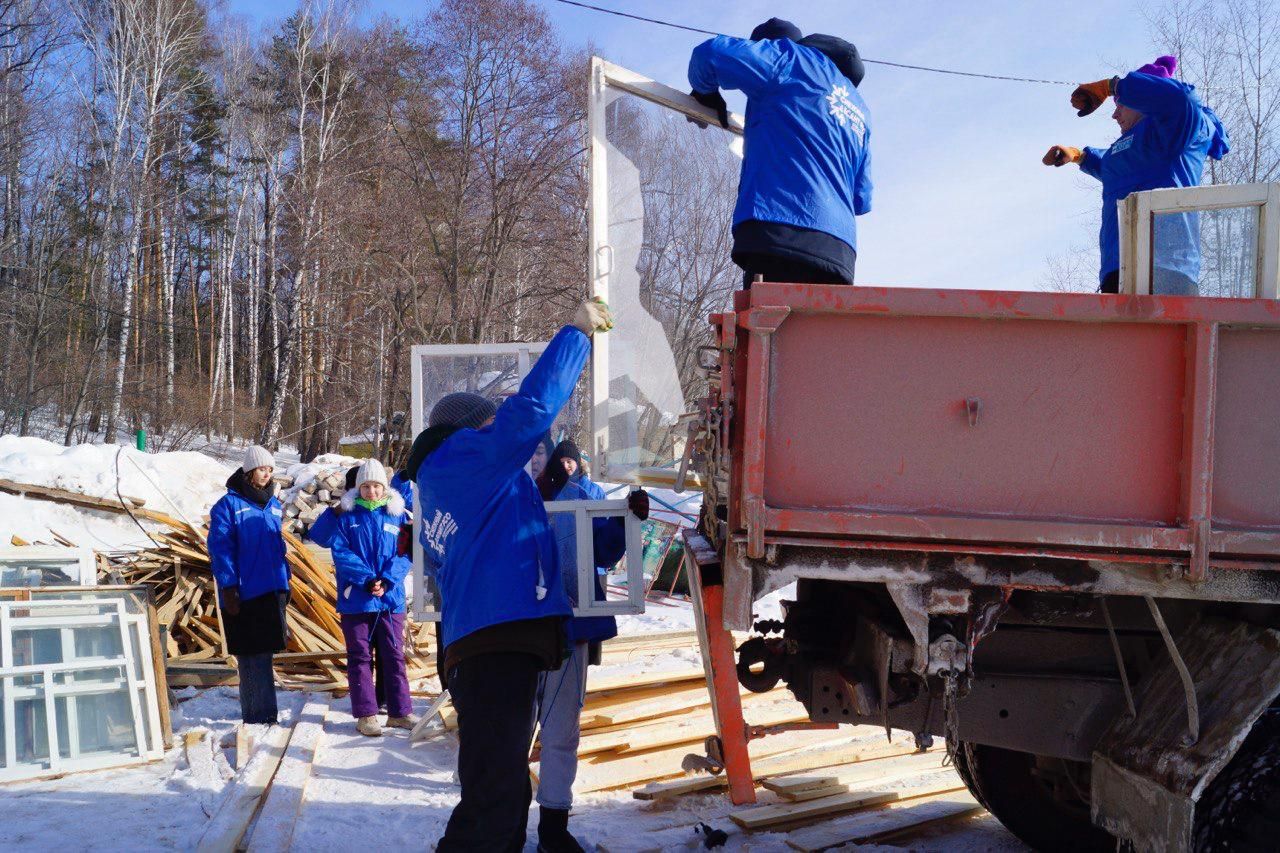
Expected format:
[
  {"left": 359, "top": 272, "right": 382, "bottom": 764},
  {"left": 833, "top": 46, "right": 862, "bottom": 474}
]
[
  {"left": 1080, "top": 71, "right": 1229, "bottom": 285},
  {"left": 548, "top": 478, "right": 626, "bottom": 645},
  {"left": 208, "top": 489, "right": 289, "bottom": 603},
  {"left": 306, "top": 506, "right": 339, "bottom": 549},
  {"left": 417, "top": 326, "right": 591, "bottom": 647},
  {"left": 573, "top": 474, "right": 607, "bottom": 501},
  {"left": 688, "top": 36, "right": 873, "bottom": 252},
  {"left": 331, "top": 492, "right": 410, "bottom": 615},
  {"left": 390, "top": 471, "right": 414, "bottom": 511}
]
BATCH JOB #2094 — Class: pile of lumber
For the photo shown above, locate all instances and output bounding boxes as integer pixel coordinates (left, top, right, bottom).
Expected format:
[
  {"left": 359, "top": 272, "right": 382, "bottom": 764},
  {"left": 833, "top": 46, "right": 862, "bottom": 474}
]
[
  {"left": 488, "top": 630, "right": 979, "bottom": 850},
  {"left": 1, "top": 475, "right": 434, "bottom": 691},
  {"left": 274, "top": 470, "right": 349, "bottom": 537}
]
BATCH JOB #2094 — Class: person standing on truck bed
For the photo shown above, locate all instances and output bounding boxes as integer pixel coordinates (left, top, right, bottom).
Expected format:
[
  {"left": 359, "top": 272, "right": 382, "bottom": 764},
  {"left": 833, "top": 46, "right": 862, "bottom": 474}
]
[
  {"left": 1043, "top": 55, "right": 1229, "bottom": 295},
  {"left": 688, "top": 18, "right": 872, "bottom": 288}
]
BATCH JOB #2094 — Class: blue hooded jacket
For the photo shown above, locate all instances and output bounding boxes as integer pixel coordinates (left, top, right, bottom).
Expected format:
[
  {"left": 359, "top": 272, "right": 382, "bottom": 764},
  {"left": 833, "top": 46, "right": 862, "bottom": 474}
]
[
  {"left": 330, "top": 491, "right": 410, "bottom": 615},
  {"left": 1080, "top": 71, "right": 1229, "bottom": 284},
  {"left": 208, "top": 485, "right": 289, "bottom": 603},
  {"left": 417, "top": 326, "right": 590, "bottom": 647},
  {"left": 688, "top": 36, "right": 872, "bottom": 253},
  {"left": 390, "top": 471, "right": 414, "bottom": 511},
  {"left": 547, "top": 478, "right": 626, "bottom": 646},
  {"left": 307, "top": 506, "right": 340, "bottom": 549}
]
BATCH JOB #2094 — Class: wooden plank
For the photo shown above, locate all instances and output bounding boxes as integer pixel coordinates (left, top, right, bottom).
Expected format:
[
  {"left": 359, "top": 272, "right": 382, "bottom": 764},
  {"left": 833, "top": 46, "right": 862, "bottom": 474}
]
[
  {"left": 784, "top": 790, "right": 983, "bottom": 851},
  {"left": 631, "top": 738, "right": 924, "bottom": 801},
  {"left": 196, "top": 723, "right": 293, "bottom": 853},
  {"left": 779, "top": 783, "right": 851, "bottom": 802},
  {"left": 586, "top": 665, "right": 706, "bottom": 695},
  {"left": 145, "top": 596, "right": 174, "bottom": 750},
  {"left": 244, "top": 698, "right": 328, "bottom": 852},
  {"left": 731, "top": 773, "right": 966, "bottom": 830},
  {"left": 574, "top": 730, "right": 857, "bottom": 794},
  {"left": 235, "top": 725, "right": 253, "bottom": 772},
  {"left": 762, "top": 748, "right": 947, "bottom": 797}
]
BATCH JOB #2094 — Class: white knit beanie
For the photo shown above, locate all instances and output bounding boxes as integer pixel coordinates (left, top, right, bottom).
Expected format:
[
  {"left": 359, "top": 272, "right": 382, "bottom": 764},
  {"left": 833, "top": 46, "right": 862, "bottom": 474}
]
[
  {"left": 355, "top": 459, "right": 389, "bottom": 490},
  {"left": 242, "top": 445, "right": 275, "bottom": 472}
]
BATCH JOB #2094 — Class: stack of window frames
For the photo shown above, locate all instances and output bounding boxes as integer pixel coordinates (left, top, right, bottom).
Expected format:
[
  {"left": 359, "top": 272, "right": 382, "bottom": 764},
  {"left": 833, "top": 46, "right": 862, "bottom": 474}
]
[{"left": 0, "top": 586, "right": 165, "bottom": 782}]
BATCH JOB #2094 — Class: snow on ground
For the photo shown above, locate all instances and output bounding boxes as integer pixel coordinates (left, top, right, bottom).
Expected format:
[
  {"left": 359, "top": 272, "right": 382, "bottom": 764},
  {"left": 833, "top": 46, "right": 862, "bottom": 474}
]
[{"left": 0, "top": 436, "right": 231, "bottom": 521}]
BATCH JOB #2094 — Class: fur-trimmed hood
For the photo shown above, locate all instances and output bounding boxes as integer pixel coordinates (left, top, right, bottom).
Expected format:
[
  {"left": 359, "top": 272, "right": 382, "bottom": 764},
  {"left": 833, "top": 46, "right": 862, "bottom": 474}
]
[{"left": 339, "top": 490, "right": 406, "bottom": 518}]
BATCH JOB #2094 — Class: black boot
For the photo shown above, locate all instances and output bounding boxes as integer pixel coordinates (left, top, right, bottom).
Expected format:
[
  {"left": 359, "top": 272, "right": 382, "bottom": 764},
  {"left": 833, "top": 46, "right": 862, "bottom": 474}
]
[{"left": 537, "top": 806, "right": 585, "bottom": 853}]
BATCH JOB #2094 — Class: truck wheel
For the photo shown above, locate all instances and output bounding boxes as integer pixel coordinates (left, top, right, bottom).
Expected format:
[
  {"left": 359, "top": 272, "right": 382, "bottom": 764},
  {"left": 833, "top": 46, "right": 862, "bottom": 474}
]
[
  {"left": 953, "top": 742, "right": 1114, "bottom": 852},
  {"left": 1193, "top": 705, "right": 1280, "bottom": 852}
]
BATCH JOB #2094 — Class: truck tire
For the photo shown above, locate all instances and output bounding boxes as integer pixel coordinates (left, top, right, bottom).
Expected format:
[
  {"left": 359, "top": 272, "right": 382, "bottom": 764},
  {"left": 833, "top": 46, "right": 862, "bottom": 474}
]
[
  {"left": 1193, "top": 705, "right": 1280, "bottom": 852},
  {"left": 953, "top": 742, "right": 1113, "bottom": 852}
]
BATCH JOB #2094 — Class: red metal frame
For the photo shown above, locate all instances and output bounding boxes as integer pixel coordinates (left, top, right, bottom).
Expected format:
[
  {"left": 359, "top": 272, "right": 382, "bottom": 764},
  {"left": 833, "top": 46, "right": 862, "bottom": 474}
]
[{"left": 721, "top": 283, "right": 1280, "bottom": 582}]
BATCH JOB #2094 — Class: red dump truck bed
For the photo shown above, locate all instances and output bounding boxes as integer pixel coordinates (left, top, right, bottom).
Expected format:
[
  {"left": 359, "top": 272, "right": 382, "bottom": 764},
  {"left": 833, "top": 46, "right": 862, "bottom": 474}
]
[{"left": 719, "top": 282, "right": 1280, "bottom": 582}]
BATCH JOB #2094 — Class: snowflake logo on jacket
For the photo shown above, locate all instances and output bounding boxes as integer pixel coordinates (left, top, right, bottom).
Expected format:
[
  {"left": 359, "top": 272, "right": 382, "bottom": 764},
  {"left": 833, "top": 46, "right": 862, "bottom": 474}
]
[
  {"left": 422, "top": 509, "right": 458, "bottom": 558},
  {"left": 826, "top": 84, "right": 867, "bottom": 142}
]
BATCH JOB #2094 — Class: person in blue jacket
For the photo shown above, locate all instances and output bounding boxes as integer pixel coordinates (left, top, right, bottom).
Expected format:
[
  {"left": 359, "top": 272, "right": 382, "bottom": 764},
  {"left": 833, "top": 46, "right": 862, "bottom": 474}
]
[
  {"left": 208, "top": 445, "right": 290, "bottom": 724},
  {"left": 330, "top": 459, "right": 415, "bottom": 737},
  {"left": 688, "top": 18, "right": 872, "bottom": 287},
  {"left": 1044, "top": 55, "right": 1229, "bottom": 294},
  {"left": 531, "top": 454, "right": 648, "bottom": 853},
  {"left": 417, "top": 297, "right": 613, "bottom": 852}
]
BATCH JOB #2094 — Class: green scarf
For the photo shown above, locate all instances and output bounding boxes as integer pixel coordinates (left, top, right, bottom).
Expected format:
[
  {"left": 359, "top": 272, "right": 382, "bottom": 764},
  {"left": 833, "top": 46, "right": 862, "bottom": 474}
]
[{"left": 355, "top": 496, "right": 389, "bottom": 512}]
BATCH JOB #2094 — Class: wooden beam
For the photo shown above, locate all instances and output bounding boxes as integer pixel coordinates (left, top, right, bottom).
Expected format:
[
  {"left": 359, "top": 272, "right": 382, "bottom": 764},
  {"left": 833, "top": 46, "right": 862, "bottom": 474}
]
[
  {"left": 731, "top": 774, "right": 967, "bottom": 830},
  {"left": 784, "top": 790, "right": 983, "bottom": 851},
  {"left": 244, "top": 698, "right": 328, "bottom": 852},
  {"left": 196, "top": 723, "right": 293, "bottom": 853}
]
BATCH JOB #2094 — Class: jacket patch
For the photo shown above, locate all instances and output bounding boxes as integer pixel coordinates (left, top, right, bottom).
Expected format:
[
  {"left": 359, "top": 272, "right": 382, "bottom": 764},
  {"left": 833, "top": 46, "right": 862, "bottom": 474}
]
[
  {"left": 422, "top": 509, "right": 459, "bottom": 558},
  {"left": 383, "top": 522, "right": 400, "bottom": 535},
  {"left": 826, "top": 84, "right": 866, "bottom": 141},
  {"left": 270, "top": 506, "right": 283, "bottom": 517},
  {"left": 1110, "top": 135, "right": 1135, "bottom": 154}
]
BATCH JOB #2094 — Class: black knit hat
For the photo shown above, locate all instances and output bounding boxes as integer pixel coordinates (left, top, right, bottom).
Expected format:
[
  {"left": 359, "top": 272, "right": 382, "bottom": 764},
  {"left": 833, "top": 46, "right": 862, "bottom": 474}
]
[
  {"left": 798, "top": 33, "right": 865, "bottom": 87},
  {"left": 429, "top": 392, "right": 497, "bottom": 430},
  {"left": 751, "top": 18, "right": 802, "bottom": 41}
]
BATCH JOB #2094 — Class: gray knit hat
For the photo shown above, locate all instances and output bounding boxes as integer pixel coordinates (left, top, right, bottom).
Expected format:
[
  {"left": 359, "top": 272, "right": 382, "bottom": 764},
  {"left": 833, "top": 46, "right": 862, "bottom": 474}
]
[
  {"left": 242, "top": 444, "right": 275, "bottom": 472},
  {"left": 429, "top": 392, "right": 497, "bottom": 430}
]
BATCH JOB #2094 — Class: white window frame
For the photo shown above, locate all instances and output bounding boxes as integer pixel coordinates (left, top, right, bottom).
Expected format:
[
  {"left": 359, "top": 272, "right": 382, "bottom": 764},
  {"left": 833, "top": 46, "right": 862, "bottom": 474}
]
[
  {"left": 0, "top": 592, "right": 164, "bottom": 782},
  {"left": 547, "top": 498, "right": 645, "bottom": 616},
  {"left": 0, "top": 546, "right": 97, "bottom": 587},
  {"left": 408, "top": 341, "right": 646, "bottom": 620},
  {"left": 587, "top": 57, "right": 743, "bottom": 487},
  {"left": 1118, "top": 181, "right": 1280, "bottom": 297}
]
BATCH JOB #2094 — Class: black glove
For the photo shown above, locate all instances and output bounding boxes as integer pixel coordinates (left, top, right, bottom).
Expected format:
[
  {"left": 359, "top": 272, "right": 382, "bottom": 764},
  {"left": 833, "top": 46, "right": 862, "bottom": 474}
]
[
  {"left": 628, "top": 489, "right": 651, "bottom": 521},
  {"left": 221, "top": 586, "right": 241, "bottom": 617},
  {"left": 687, "top": 89, "right": 729, "bottom": 130}
]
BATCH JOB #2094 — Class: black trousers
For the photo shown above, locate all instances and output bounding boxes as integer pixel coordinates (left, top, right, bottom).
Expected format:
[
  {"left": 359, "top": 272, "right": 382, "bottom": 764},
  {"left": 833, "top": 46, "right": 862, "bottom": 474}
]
[
  {"left": 438, "top": 652, "right": 542, "bottom": 852},
  {"left": 738, "top": 254, "right": 854, "bottom": 289}
]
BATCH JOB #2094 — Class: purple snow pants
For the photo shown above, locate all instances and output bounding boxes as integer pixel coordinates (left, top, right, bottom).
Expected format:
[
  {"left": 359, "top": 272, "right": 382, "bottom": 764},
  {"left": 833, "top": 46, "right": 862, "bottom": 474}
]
[{"left": 340, "top": 611, "right": 413, "bottom": 718}]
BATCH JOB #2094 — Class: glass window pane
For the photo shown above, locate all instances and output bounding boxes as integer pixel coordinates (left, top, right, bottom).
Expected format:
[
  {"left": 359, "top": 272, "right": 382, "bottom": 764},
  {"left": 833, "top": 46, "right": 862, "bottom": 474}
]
[
  {"left": 54, "top": 669, "right": 137, "bottom": 759},
  {"left": 1152, "top": 206, "right": 1259, "bottom": 297},
  {"left": 599, "top": 88, "right": 740, "bottom": 480}
]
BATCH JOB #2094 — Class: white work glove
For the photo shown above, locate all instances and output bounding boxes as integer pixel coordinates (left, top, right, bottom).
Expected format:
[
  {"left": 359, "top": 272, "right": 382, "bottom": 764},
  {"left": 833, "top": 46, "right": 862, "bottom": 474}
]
[{"left": 572, "top": 297, "right": 614, "bottom": 336}]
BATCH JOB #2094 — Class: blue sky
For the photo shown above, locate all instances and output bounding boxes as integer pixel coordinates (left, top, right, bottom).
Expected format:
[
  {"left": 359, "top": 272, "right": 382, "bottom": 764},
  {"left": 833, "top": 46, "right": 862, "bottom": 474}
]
[{"left": 225, "top": 0, "right": 1167, "bottom": 291}]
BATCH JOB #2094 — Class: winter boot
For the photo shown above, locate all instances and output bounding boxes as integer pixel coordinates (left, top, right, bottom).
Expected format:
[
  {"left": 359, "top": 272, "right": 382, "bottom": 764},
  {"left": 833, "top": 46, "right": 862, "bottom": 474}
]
[
  {"left": 537, "top": 807, "right": 585, "bottom": 853},
  {"left": 385, "top": 715, "right": 417, "bottom": 730},
  {"left": 356, "top": 715, "right": 383, "bottom": 737}
]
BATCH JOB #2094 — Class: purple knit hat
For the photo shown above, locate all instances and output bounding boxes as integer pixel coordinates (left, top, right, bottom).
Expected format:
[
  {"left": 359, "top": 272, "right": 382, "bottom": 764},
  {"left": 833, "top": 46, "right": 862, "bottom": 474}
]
[{"left": 1137, "top": 55, "right": 1177, "bottom": 78}]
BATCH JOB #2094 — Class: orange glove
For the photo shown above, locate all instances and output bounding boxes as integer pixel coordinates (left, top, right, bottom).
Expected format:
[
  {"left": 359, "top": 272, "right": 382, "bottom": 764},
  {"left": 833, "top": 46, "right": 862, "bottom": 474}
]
[
  {"left": 1071, "top": 78, "right": 1114, "bottom": 117},
  {"left": 1043, "top": 145, "right": 1083, "bottom": 167}
]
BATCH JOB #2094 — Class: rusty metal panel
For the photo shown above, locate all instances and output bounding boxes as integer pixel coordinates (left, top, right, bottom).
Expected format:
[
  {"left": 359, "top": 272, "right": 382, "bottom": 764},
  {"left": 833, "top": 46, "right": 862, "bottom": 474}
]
[
  {"left": 729, "top": 283, "right": 1280, "bottom": 564},
  {"left": 763, "top": 312, "right": 1187, "bottom": 524},
  {"left": 1213, "top": 327, "right": 1280, "bottom": 530}
]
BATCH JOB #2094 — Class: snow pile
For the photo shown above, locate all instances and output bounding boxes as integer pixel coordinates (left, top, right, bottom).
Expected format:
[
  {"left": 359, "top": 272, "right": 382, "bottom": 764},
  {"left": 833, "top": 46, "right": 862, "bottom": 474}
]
[{"left": 0, "top": 435, "right": 231, "bottom": 521}]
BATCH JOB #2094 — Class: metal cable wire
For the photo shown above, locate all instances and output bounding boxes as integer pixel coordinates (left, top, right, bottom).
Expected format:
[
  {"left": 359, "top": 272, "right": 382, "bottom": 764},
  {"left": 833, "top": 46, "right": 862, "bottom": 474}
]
[{"left": 549, "top": 0, "right": 1072, "bottom": 85}]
